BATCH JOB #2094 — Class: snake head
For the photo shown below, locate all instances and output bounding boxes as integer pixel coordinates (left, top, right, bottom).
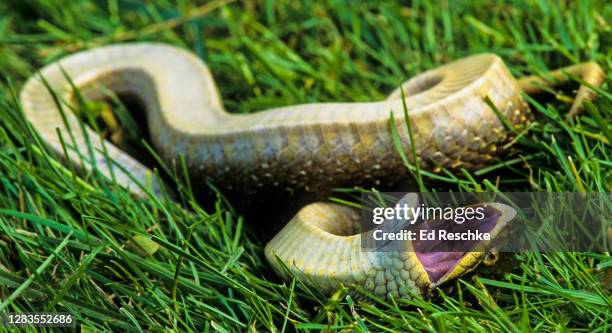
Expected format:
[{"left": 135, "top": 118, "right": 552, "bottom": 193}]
[
  {"left": 265, "top": 199, "right": 516, "bottom": 300},
  {"left": 410, "top": 202, "right": 516, "bottom": 293}
]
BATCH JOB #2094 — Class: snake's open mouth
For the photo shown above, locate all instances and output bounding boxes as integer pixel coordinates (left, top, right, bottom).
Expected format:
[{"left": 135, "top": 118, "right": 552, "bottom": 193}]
[{"left": 411, "top": 204, "right": 512, "bottom": 285}]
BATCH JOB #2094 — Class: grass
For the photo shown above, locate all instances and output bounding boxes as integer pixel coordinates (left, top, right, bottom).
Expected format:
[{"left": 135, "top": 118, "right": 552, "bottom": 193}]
[{"left": 0, "top": 0, "right": 610, "bottom": 331}]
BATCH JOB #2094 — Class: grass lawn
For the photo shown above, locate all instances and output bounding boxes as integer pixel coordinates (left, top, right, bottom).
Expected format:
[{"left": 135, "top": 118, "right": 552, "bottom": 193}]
[{"left": 0, "top": 0, "right": 610, "bottom": 331}]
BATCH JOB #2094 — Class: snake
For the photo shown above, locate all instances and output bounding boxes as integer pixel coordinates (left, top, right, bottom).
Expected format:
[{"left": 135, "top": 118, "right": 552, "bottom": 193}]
[{"left": 20, "top": 43, "right": 604, "bottom": 299}]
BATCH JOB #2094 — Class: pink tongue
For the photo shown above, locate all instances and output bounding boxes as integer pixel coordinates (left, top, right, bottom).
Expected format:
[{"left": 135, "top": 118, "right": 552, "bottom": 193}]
[
  {"left": 415, "top": 252, "right": 466, "bottom": 284},
  {"left": 412, "top": 206, "right": 501, "bottom": 284}
]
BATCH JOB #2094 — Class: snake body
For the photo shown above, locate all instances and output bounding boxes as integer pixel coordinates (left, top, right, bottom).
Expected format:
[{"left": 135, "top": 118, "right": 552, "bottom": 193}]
[{"left": 20, "top": 43, "right": 603, "bottom": 298}]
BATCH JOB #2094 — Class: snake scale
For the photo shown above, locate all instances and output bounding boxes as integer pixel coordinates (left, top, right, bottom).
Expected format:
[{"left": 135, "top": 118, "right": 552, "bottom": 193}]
[{"left": 20, "top": 43, "right": 604, "bottom": 299}]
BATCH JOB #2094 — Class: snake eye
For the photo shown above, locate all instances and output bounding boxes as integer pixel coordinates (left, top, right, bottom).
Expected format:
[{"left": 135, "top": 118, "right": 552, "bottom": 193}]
[{"left": 484, "top": 249, "right": 500, "bottom": 266}]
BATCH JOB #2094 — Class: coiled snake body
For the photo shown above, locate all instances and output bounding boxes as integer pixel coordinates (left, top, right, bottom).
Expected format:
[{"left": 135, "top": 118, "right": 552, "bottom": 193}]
[{"left": 20, "top": 43, "right": 603, "bottom": 299}]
